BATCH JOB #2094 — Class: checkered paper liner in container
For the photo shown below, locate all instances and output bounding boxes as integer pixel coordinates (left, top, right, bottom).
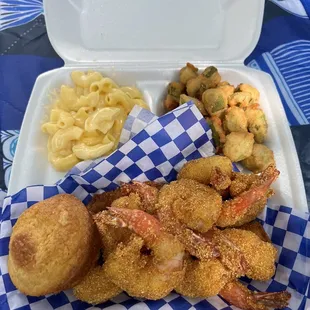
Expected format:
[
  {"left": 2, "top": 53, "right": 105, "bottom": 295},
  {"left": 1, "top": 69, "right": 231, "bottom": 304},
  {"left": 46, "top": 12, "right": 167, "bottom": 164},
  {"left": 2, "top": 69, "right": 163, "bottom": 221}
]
[{"left": 0, "top": 103, "right": 309, "bottom": 310}]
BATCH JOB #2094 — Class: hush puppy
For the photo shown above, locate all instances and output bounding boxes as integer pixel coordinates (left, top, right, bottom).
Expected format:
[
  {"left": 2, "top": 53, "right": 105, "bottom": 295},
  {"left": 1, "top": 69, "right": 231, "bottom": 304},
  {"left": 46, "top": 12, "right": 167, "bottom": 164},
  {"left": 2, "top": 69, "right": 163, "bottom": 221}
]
[{"left": 8, "top": 194, "right": 99, "bottom": 296}]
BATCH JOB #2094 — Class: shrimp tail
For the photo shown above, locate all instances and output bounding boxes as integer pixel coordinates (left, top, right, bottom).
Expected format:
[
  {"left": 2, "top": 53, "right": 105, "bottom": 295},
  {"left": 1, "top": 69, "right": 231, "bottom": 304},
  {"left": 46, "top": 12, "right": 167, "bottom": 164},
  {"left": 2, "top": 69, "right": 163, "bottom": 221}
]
[
  {"left": 107, "top": 207, "right": 162, "bottom": 245},
  {"left": 120, "top": 181, "right": 158, "bottom": 213},
  {"left": 212, "top": 229, "right": 249, "bottom": 276},
  {"left": 219, "top": 281, "right": 290, "bottom": 310},
  {"left": 158, "top": 205, "right": 220, "bottom": 260},
  {"left": 253, "top": 291, "right": 292, "bottom": 308},
  {"left": 94, "top": 210, "right": 128, "bottom": 228},
  {"left": 190, "top": 229, "right": 220, "bottom": 259},
  {"left": 217, "top": 166, "right": 279, "bottom": 227}
]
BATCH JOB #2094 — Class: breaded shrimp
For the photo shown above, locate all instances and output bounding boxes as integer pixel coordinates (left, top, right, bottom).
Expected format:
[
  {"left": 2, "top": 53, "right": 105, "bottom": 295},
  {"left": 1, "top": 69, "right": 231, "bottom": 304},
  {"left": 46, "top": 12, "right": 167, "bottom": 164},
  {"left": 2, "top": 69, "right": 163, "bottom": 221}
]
[
  {"left": 217, "top": 165, "right": 279, "bottom": 227},
  {"left": 230, "top": 172, "right": 260, "bottom": 197},
  {"left": 93, "top": 213, "right": 131, "bottom": 259},
  {"left": 93, "top": 193, "right": 146, "bottom": 259},
  {"left": 87, "top": 181, "right": 159, "bottom": 215},
  {"left": 158, "top": 179, "right": 222, "bottom": 233},
  {"left": 93, "top": 192, "right": 147, "bottom": 259},
  {"left": 111, "top": 193, "right": 142, "bottom": 210},
  {"left": 120, "top": 181, "right": 159, "bottom": 214},
  {"left": 221, "top": 229, "right": 277, "bottom": 281},
  {"left": 73, "top": 266, "right": 121, "bottom": 304},
  {"left": 101, "top": 208, "right": 185, "bottom": 300},
  {"left": 209, "top": 166, "right": 231, "bottom": 198},
  {"left": 238, "top": 221, "right": 271, "bottom": 243},
  {"left": 220, "top": 281, "right": 290, "bottom": 310},
  {"left": 211, "top": 229, "right": 248, "bottom": 278},
  {"left": 157, "top": 179, "right": 222, "bottom": 260},
  {"left": 87, "top": 188, "right": 123, "bottom": 214},
  {"left": 158, "top": 204, "right": 219, "bottom": 260},
  {"left": 177, "top": 156, "right": 232, "bottom": 186},
  {"left": 175, "top": 257, "right": 232, "bottom": 298}
]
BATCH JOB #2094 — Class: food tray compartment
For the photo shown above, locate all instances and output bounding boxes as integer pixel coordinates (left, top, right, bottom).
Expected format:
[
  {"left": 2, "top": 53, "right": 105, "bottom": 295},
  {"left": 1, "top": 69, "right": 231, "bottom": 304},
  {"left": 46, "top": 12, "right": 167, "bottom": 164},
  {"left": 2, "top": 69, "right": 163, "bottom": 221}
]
[{"left": 8, "top": 64, "right": 307, "bottom": 210}]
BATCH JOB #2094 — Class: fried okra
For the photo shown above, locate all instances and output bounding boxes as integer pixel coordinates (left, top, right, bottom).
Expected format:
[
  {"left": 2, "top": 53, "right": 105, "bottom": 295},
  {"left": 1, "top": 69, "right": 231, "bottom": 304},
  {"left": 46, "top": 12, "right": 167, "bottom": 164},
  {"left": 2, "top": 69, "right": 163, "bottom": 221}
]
[
  {"left": 242, "top": 144, "right": 275, "bottom": 173},
  {"left": 207, "top": 116, "right": 226, "bottom": 147},
  {"left": 201, "top": 66, "right": 221, "bottom": 88},
  {"left": 223, "top": 132, "right": 255, "bottom": 162},
  {"left": 202, "top": 88, "right": 228, "bottom": 115},
  {"left": 180, "top": 94, "right": 207, "bottom": 115},
  {"left": 218, "top": 83, "right": 235, "bottom": 99},
  {"left": 236, "top": 83, "right": 260, "bottom": 103},
  {"left": 164, "top": 94, "right": 179, "bottom": 112},
  {"left": 245, "top": 104, "right": 268, "bottom": 143},
  {"left": 180, "top": 63, "right": 199, "bottom": 84},
  {"left": 168, "top": 82, "right": 185, "bottom": 101},
  {"left": 228, "top": 92, "right": 252, "bottom": 108},
  {"left": 164, "top": 82, "right": 186, "bottom": 112},
  {"left": 186, "top": 75, "right": 208, "bottom": 97},
  {"left": 223, "top": 107, "right": 248, "bottom": 133}
]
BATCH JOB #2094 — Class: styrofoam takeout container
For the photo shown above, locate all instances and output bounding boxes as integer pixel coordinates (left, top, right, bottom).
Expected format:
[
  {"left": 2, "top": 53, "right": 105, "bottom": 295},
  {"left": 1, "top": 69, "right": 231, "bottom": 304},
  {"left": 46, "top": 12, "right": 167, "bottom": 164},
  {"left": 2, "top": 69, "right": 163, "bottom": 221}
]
[{"left": 8, "top": 0, "right": 307, "bottom": 211}]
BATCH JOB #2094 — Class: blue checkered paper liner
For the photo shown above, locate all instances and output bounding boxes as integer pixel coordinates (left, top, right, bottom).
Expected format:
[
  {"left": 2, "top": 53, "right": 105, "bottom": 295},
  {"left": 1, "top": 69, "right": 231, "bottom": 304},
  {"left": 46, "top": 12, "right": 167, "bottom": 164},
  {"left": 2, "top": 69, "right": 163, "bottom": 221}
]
[{"left": 0, "top": 102, "right": 309, "bottom": 309}]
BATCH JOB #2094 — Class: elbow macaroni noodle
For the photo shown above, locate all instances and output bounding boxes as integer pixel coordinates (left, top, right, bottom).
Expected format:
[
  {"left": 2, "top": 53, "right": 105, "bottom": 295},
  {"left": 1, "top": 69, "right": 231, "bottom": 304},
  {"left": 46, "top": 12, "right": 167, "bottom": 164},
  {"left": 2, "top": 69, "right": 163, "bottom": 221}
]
[{"left": 41, "top": 71, "right": 149, "bottom": 171}]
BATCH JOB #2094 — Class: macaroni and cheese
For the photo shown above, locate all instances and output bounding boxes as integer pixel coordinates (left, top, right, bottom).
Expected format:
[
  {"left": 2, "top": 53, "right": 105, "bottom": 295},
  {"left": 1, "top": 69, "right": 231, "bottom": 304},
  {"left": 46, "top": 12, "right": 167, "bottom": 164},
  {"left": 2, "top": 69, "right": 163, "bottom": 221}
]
[{"left": 41, "top": 71, "right": 148, "bottom": 171}]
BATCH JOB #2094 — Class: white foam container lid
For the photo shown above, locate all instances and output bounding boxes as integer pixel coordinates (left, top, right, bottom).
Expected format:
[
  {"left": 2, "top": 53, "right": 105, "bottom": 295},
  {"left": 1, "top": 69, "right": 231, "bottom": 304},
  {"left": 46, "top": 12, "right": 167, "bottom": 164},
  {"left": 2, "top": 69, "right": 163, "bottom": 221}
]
[{"left": 8, "top": 0, "right": 308, "bottom": 211}]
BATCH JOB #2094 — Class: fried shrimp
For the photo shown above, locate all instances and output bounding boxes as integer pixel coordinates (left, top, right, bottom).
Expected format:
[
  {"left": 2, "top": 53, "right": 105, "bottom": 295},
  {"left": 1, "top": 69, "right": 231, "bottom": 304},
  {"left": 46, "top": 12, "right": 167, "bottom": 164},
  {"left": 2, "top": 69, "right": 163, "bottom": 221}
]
[
  {"left": 211, "top": 229, "right": 249, "bottom": 278},
  {"left": 177, "top": 156, "right": 232, "bottom": 185},
  {"left": 111, "top": 193, "right": 142, "bottom": 210},
  {"left": 93, "top": 213, "right": 131, "bottom": 259},
  {"left": 73, "top": 266, "right": 121, "bottom": 304},
  {"left": 87, "top": 181, "right": 159, "bottom": 215},
  {"left": 238, "top": 221, "right": 271, "bottom": 243},
  {"left": 230, "top": 172, "right": 260, "bottom": 197},
  {"left": 87, "top": 188, "right": 123, "bottom": 214},
  {"left": 119, "top": 181, "right": 159, "bottom": 214},
  {"left": 210, "top": 166, "right": 231, "bottom": 196},
  {"left": 220, "top": 281, "right": 290, "bottom": 310},
  {"left": 101, "top": 208, "right": 185, "bottom": 300},
  {"left": 175, "top": 257, "right": 232, "bottom": 298},
  {"left": 158, "top": 207, "right": 220, "bottom": 260},
  {"left": 93, "top": 193, "right": 145, "bottom": 259},
  {"left": 217, "top": 165, "right": 279, "bottom": 227},
  {"left": 221, "top": 229, "right": 277, "bottom": 281},
  {"left": 157, "top": 179, "right": 222, "bottom": 260},
  {"left": 158, "top": 179, "right": 222, "bottom": 233}
]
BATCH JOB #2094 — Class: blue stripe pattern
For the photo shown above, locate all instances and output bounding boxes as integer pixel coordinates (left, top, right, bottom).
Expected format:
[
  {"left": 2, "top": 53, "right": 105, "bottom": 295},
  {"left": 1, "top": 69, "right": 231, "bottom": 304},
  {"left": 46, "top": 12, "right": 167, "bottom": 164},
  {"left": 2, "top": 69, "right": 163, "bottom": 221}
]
[
  {"left": 270, "top": 40, "right": 310, "bottom": 122},
  {"left": 0, "top": 0, "right": 43, "bottom": 31}
]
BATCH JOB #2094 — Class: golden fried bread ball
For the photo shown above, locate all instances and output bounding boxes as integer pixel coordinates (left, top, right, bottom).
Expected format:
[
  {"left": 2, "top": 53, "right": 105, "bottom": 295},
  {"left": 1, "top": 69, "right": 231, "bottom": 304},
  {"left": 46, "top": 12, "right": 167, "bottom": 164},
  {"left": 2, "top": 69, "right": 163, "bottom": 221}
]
[{"left": 8, "top": 194, "right": 99, "bottom": 296}]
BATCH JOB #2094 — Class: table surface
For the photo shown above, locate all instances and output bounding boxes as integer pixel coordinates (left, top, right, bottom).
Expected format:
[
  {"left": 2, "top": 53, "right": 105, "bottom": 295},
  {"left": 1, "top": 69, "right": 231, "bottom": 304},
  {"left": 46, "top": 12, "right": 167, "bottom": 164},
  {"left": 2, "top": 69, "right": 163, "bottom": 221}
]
[{"left": 0, "top": 0, "right": 309, "bottom": 208}]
